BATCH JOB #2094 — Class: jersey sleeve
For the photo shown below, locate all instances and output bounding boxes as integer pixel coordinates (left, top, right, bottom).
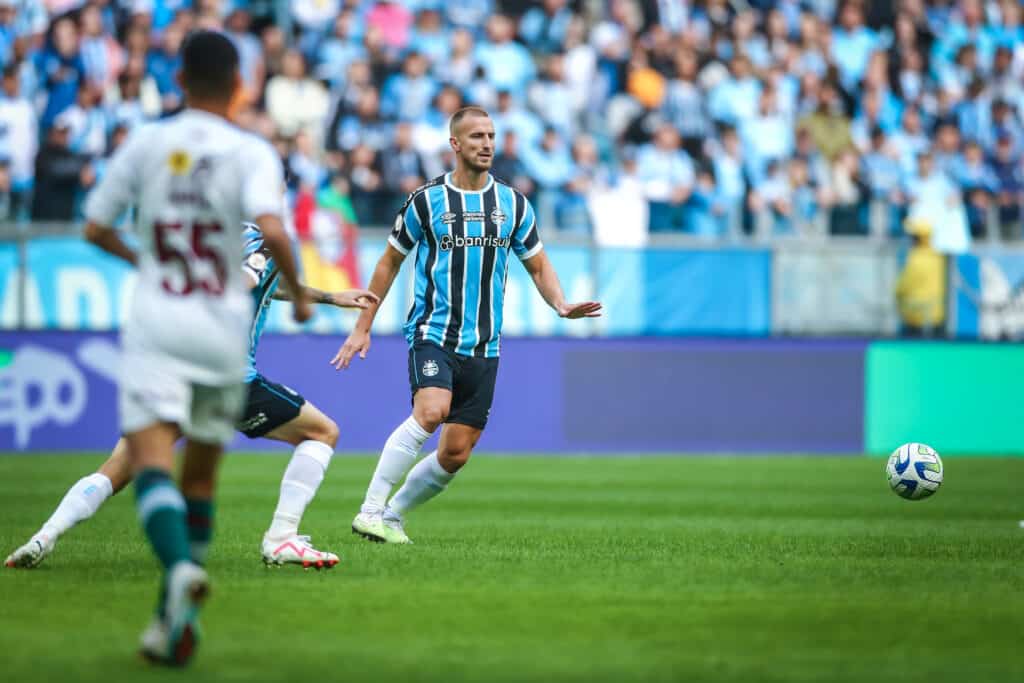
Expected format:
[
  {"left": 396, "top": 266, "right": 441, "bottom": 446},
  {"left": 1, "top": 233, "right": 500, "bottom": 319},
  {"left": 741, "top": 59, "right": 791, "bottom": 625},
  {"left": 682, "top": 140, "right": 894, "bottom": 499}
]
[
  {"left": 512, "top": 194, "right": 543, "bottom": 261},
  {"left": 83, "top": 126, "right": 147, "bottom": 227},
  {"left": 241, "top": 138, "right": 285, "bottom": 221},
  {"left": 387, "top": 191, "right": 426, "bottom": 255}
]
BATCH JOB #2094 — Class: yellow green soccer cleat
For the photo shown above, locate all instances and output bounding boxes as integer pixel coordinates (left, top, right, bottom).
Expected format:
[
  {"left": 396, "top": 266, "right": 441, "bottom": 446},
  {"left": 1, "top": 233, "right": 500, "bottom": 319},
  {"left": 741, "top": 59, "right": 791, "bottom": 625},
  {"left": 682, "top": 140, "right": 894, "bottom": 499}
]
[
  {"left": 352, "top": 512, "right": 412, "bottom": 544},
  {"left": 381, "top": 513, "right": 412, "bottom": 545}
]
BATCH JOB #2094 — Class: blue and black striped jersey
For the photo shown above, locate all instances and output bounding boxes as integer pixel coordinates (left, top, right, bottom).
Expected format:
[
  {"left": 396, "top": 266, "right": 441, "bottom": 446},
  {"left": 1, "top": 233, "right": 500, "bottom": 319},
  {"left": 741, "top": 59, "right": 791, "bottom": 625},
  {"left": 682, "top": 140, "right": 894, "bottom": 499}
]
[
  {"left": 388, "top": 173, "right": 543, "bottom": 358},
  {"left": 241, "top": 223, "right": 280, "bottom": 381}
]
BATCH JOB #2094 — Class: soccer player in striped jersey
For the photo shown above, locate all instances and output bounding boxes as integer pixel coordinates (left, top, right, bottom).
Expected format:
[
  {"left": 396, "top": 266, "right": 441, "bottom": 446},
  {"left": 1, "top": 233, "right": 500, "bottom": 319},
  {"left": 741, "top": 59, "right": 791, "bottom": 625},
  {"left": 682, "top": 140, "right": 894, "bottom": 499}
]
[
  {"left": 5, "top": 224, "right": 376, "bottom": 574},
  {"left": 333, "top": 106, "right": 602, "bottom": 544}
]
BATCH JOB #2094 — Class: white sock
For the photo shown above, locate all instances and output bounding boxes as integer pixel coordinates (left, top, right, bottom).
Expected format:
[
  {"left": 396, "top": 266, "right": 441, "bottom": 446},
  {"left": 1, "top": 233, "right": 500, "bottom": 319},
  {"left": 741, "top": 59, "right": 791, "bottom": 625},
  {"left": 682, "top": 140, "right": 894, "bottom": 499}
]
[
  {"left": 266, "top": 440, "right": 333, "bottom": 541},
  {"left": 385, "top": 451, "right": 453, "bottom": 520},
  {"left": 362, "top": 415, "right": 433, "bottom": 514},
  {"left": 40, "top": 472, "right": 113, "bottom": 539}
]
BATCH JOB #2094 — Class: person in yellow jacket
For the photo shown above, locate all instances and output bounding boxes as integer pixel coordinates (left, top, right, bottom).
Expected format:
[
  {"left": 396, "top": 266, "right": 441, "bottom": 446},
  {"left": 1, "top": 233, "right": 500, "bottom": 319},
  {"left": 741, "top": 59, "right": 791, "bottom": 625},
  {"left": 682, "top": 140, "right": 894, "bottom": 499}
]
[{"left": 895, "top": 216, "right": 947, "bottom": 337}]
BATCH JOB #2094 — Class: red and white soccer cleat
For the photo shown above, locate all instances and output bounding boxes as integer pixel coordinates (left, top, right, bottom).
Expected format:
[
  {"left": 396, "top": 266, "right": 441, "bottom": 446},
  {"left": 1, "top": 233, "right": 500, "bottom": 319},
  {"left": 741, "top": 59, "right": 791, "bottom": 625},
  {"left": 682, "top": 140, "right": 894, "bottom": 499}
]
[{"left": 260, "top": 535, "right": 339, "bottom": 570}]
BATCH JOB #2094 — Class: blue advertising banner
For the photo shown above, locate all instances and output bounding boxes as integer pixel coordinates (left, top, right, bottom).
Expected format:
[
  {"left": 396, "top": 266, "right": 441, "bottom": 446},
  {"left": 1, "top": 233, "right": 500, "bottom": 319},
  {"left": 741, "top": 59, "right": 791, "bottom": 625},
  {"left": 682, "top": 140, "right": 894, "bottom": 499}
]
[
  {"left": 23, "top": 237, "right": 135, "bottom": 330},
  {"left": 0, "top": 332, "right": 866, "bottom": 454},
  {"left": 597, "top": 248, "right": 772, "bottom": 336},
  {"left": 642, "top": 248, "right": 771, "bottom": 335}
]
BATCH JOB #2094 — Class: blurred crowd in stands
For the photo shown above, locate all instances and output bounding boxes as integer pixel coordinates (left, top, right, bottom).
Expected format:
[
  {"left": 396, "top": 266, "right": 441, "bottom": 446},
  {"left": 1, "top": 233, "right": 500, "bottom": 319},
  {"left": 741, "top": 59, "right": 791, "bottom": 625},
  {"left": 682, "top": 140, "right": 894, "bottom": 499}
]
[{"left": 0, "top": 0, "right": 1022, "bottom": 249}]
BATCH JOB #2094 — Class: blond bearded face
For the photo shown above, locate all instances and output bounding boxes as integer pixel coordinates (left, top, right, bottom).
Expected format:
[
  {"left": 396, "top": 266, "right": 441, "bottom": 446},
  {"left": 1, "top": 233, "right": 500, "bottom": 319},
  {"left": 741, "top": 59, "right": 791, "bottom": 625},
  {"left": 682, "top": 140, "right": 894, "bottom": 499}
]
[{"left": 450, "top": 114, "right": 496, "bottom": 173}]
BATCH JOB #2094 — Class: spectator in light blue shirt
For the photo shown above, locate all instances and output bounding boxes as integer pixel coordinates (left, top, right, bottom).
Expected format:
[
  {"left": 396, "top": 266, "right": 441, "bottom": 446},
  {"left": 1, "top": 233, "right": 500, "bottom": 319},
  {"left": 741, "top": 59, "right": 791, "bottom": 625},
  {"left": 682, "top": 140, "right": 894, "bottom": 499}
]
[
  {"left": 315, "top": 11, "right": 366, "bottom": 88},
  {"left": 527, "top": 53, "right": 576, "bottom": 141},
  {"left": 954, "top": 79, "right": 991, "bottom": 144},
  {"left": 556, "top": 134, "right": 603, "bottom": 234},
  {"left": 445, "top": 0, "right": 493, "bottom": 31},
  {"left": 474, "top": 14, "right": 535, "bottom": 99},
  {"left": 662, "top": 49, "right": 710, "bottom": 143},
  {"left": 850, "top": 88, "right": 893, "bottom": 152},
  {"left": 381, "top": 51, "right": 437, "bottom": 122},
  {"left": 861, "top": 127, "right": 906, "bottom": 234},
  {"left": 408, "top": 9, "right": 449, "bottom": 67},
  {"left": 37, "top": 16, "right": 86, "bottom": 128},
  {"left": 983, "top": 99, "right": 1024, "bottom": 157},
  {"left": 741, "top": 86, "right": 794, "bottom": 185},
  {"left": 226, "top": 10, "right": 265, "bottom": 100},
  {"left": 712, "top": 125, "right": 748, "bottom": 231},
  {"left": 955, "top": 140, "right": 1000, "bottom": 237},
  {"left": 890, "top": 106, "right": 930, "bottom": 176},
  {"left": 0, "top": 2, "right": 18, "bottom": 68},
  {"left": 932, "top": 0, "right": 996, "bottom": 73},
  {"left": 521, "top": 126, "right": 574, "bottom": 229},
  {"left": 636, "top": 123, "right": 695, "bottom": 233},
  {"left": 434, "top": 27, "right": 476, "bottom": 90},
  {"left": 830, "top": 3, "right": 877, "bottom": 89},
  {"left": 146, "top": 22, "right": 185, "bottom": 114},
  {"left": 491, "top": 89, "right": 543, "bottom": 154},
  {"left": 683, "top": 166, "right": 728, "bottom": 239},
  {"left": 519, "top": 0, "right": 574, "bottom": 56},
  {"left": 708, "top": 54, "right": 761, "bottom": 125}
]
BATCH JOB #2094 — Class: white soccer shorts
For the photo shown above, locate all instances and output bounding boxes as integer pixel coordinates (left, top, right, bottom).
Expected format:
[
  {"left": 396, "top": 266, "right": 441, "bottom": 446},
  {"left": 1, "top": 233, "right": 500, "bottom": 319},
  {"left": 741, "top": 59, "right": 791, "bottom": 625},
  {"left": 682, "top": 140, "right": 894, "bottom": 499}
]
[{"left": 119, "top": 355, "right": 246, "bottom": 445}]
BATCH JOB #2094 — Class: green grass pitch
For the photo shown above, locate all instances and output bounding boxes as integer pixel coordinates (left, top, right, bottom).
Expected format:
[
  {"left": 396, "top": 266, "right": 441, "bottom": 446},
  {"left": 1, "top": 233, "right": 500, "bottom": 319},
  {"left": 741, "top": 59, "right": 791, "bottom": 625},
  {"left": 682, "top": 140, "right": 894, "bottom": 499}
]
[{"left": 1, "top": 453, "right": 1021, "bottom": 683}]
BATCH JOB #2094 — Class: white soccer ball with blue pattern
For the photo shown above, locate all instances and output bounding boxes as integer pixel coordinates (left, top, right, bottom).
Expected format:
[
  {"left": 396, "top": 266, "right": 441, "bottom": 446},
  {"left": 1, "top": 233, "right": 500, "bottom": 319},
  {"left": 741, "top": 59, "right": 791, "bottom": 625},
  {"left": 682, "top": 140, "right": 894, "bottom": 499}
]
[{"left": 886, "top": 443, "right": 943, "bottom": 500}]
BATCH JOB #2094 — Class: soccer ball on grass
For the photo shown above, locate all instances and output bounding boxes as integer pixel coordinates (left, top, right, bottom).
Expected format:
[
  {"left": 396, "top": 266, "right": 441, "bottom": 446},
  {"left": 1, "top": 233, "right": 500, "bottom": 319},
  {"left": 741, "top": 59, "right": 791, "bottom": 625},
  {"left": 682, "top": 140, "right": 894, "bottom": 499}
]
[{"left": 885, "top": 442, "right": 943, "bottom": 500}]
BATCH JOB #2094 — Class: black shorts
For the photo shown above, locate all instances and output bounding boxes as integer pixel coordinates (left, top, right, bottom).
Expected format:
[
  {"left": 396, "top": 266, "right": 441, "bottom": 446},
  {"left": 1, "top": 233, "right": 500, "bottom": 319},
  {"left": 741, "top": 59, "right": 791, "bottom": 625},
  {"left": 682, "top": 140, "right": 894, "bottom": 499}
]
[
  {"left": 408, "top": 340, "right": 499, "bottom": 430},
  {"left": 235, "top": 374, "right": 306, "bottom": 438}
]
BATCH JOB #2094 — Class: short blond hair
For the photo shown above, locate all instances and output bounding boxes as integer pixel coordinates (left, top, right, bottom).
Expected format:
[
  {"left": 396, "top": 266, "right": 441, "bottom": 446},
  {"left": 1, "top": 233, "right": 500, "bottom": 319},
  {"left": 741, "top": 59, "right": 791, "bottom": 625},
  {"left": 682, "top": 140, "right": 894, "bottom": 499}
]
[{"left": 449, "top": 106, "right": 490, "bottom": 136}]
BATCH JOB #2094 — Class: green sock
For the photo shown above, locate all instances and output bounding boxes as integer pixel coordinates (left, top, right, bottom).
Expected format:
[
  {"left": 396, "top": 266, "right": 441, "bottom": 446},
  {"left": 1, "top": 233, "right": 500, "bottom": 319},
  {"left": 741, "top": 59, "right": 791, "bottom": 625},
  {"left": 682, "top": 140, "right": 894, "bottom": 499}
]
[
  {"left": 135, "top": 469, "right": 191, "bottom": 571},
  {"left": 185, "top": 498, "right": 213, "bottom": 565}
]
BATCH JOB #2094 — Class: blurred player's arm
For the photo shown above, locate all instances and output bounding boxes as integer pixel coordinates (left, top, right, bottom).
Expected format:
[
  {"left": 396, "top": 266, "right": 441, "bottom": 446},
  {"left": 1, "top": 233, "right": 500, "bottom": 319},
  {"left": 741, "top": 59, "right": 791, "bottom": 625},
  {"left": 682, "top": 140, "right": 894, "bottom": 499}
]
[
  {"left": 272, "top": 284, "right": 379, "bottom": 309},
  {"left": 254, "top": 214, "right": 311, "bottom": 323},
  {"left": 330, "top": 244, "right": 407, "bottom": 369},
  {"left": 84, "top": 222, "right": 138, "bottom": 266},
  {"left": 243, "top": 138, "right": 311, "bottom": 323},
  {"left": 521, "top": 249, "right": 602, "bottom": 319},
  {"left": 82, "top": 126, "right": 142, "bottom": 267}
]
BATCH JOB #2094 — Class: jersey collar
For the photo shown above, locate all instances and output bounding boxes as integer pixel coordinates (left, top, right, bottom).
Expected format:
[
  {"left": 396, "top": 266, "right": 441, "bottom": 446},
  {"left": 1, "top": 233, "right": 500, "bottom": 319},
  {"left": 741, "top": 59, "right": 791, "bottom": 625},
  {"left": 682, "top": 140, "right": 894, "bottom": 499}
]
[{"left": 444, "top": 172, "right": 493, "bottom": 194}]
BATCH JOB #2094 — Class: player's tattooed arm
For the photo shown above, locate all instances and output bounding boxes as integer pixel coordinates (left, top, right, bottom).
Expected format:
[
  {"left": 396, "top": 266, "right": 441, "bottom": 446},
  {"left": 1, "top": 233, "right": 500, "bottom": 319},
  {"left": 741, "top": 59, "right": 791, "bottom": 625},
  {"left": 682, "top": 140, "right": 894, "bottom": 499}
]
[
  {"left": 273, "top": 285, "right": 379, "bottom": 309},
  {"left": 84, "top": 222, "right": 138, "bottom": 266}
]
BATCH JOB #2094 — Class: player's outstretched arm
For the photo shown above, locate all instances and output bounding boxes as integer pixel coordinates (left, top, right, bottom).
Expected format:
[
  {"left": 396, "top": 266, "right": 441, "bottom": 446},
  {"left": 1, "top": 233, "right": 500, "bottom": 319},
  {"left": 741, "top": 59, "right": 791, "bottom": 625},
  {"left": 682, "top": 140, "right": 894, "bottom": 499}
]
[
  {"left": 272, "top": 285, "right": 379, "bottom": 309},
  {"left": 522, "top": 249, "right": 603, "bottom": 319},
  {"left": 84, "top": 222, "right": 138, "bottom": 266},
  {"left": 256, "top": 213, "right": 312, "bottom": 323},
  {"left": 330, "top": 244, "right": 407, "bottom": 370}
]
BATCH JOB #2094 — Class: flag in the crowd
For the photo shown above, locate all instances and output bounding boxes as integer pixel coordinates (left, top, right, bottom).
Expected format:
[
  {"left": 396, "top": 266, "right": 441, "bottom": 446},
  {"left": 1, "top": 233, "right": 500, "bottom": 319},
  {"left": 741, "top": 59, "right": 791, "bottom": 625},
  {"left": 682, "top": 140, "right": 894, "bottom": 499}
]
[{"left": 292, "top": 188, "right": 362, "bottom": 291}]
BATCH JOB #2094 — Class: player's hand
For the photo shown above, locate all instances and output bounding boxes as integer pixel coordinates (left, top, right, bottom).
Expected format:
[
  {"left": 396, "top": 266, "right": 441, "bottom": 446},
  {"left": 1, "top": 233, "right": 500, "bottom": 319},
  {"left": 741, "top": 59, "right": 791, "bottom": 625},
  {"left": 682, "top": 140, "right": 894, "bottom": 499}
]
[
  {"left": 557, "top": 301, "right": 603, "bottom": 319},
  {"left": 331, "top": 329, "right": 370, "bottom": 370},
  {"left": 332, "top": 289, "right": 380, "bottom": 310},
  {"left": 293, "top": 297, "right": 313, "bottom": 324}
]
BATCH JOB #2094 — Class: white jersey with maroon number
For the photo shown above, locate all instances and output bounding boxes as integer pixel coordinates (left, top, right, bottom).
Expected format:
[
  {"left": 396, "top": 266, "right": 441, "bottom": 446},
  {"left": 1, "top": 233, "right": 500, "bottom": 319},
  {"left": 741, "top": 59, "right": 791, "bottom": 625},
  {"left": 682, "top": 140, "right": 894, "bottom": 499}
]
[{"left": 84, "top": 109, "right": 284, "bottom": 386}]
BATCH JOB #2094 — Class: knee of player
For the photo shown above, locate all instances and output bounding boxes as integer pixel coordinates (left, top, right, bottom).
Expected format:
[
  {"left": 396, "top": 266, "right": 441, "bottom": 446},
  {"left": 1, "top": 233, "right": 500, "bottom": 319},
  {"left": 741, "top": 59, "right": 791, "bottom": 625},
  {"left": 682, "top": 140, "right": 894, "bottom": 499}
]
[
  {"left": 308, "top": 418, "right": 340, "bottom": 449},
  {"left": 418, "top": 405, "right": 449, "bottom": 430},
  {"left": 441, "top": 448, "right": 472, "bottom": 471}
]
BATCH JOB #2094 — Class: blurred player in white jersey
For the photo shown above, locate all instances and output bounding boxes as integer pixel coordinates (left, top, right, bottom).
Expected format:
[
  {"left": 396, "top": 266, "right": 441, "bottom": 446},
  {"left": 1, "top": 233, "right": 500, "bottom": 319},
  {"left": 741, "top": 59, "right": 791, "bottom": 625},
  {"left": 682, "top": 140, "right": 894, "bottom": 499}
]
[
  {"left": 5, "top": 223, "right": 378, "bottom": 572},
  {"left": 79, "top": 31, "right": 309, "bottom": 667}
]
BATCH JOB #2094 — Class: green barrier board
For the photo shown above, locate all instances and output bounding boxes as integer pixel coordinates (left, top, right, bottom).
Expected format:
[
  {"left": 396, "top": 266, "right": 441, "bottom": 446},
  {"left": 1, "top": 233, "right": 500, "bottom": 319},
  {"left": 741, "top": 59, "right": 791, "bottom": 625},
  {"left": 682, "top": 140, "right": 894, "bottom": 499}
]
[{"left": 865, "top": 342, "right": 1024, "bottom": 455}]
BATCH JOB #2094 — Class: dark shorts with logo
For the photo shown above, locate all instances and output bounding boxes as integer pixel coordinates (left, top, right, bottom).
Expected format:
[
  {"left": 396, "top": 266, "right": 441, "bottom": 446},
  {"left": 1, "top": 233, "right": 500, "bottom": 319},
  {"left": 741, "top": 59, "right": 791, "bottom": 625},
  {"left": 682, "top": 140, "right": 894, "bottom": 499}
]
[
  {"left": 408, "top": 339, "right": 499, "bottom": 430},
  {"left": 236, "top": 374, "right": 306, "bottom": 438}
]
